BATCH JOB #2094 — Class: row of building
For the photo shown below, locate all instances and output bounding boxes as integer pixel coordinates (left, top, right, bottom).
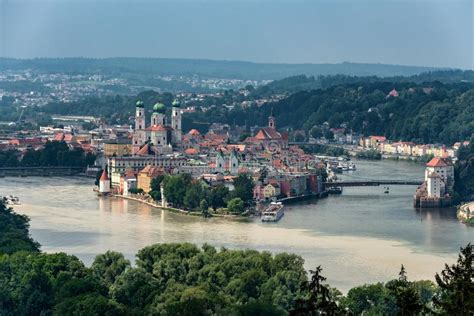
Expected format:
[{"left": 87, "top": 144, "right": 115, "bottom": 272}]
[{"left": 360, "top": 135, "right": 469, "bottom": 160}]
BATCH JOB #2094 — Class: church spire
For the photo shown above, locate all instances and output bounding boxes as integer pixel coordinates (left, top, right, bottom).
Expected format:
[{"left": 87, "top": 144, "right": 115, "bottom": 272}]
[{"left": 268, "top": 107, "right": 276, "bottom": 129}]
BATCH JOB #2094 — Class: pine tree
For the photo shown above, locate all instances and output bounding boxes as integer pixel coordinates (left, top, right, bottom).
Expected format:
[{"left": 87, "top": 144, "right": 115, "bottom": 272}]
[{"left": 434, "top": 243, "right": 474, "bottom": 315}]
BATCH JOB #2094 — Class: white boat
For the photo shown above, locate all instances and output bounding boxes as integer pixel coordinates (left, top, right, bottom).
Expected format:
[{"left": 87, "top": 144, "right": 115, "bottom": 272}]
[
  {"left": 1, "top": 195, "right": 21, "bottom": 205},
  {"left": 261, "top": 202, "right": 285, "bottom": 222}
]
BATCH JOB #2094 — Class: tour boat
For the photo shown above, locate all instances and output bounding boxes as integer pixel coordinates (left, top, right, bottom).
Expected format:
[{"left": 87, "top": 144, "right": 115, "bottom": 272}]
[
  {"left": 261, "top": 202, "right": 285, "bottom": 222},
  {"left": 328, "top": 186, "right": 343, "bottom": 194}
]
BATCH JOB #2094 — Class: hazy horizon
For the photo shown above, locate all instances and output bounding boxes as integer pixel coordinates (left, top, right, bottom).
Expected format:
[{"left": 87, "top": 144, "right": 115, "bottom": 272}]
[{"left": 1, "top": 0, "right": 473, "bottom": 70}]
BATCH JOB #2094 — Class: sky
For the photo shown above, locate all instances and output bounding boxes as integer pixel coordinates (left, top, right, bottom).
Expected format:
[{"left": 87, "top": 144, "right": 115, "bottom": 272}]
[{"left": 0, "top": 0, "right": 472, "bottom": 69}]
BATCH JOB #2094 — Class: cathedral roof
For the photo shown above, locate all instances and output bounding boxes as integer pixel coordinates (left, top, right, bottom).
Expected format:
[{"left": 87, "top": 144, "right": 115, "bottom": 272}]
[
  {"left": 136, "top": 100, "right": 144, "bottom": 108},
  {"left": 145, "top": 124, "right": 169, "bottom": 132},
  {"left": 255, "top": 127, "right": 283, "bottom": 140},
  {"left": 153, "top": 103, "right": 166, "bottom": 113}
]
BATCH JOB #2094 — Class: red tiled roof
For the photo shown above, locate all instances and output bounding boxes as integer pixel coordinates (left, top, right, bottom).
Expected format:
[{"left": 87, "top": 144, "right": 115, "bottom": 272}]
[
  {"left": 145, "top": 124, "right": 168, "bottom": 132},
  {"left": 188, "top": 129, "right": 201, "bottom": 136},
  {"left": 100, "top": 170, "right": 109, "bottom": 181},
  {"left": 426, "top": 157, "right": 449, "bottom": 167},
  {"left": 185, "top": 148, "right": 199, "bottom": 155},
  {"left": 136, "top": 144, "right": 150, "bottom": 156}
]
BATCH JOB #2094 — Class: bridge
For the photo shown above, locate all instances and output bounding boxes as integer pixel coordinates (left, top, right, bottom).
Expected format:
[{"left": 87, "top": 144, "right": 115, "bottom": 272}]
[
  {"left": 324, "top": 180, "right": 422, "bottom": 187},
  {"left": 0, "top": 166, "right": 86, "bottom": 177}
]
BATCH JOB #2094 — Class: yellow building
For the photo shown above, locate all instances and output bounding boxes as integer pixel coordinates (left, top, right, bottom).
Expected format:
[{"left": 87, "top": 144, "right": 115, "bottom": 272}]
[
  {"left": 263, "top": 183, "right": 281, "bottom": 199},
  {"left": 137, "top": 166, "right": 164, "bottom": 193},
  {"left": 104, "top": 140, "right": 132, "bottom": 157}
]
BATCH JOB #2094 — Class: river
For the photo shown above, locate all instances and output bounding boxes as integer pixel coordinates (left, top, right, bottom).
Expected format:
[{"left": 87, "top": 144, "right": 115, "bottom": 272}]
[{"left": 1, "top": 159, "right": 472, "bottom": 292}]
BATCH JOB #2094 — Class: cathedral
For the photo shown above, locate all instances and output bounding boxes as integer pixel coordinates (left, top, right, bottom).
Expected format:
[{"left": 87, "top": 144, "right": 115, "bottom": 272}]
[{"left": 132, "top": 100, "right": 182, "bottom": 155}]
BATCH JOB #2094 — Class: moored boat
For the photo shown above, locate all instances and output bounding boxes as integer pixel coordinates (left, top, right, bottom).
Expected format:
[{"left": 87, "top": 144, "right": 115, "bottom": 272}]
[{"left": 261, "top": 202, "right": 285, "bottom": 222}]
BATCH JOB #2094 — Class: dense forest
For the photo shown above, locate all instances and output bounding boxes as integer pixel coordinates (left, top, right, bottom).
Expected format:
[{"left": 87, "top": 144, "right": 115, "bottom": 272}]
[
  {"left": 192, "top": 80, "right": 474, "bottom": 145},
  {"left": 1, "top": 200, "right": 473, "bottom": 315},
  {"left": 454, "top": 140, "right": 474, "bottom": 202}
]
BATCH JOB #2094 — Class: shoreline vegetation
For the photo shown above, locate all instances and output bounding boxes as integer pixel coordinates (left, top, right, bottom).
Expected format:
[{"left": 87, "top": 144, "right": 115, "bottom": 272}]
[
  {"left": 0, "top": 199, "right": 473, "bottom": 314},
  {"left": 113, "top": 194, "right": 251, "bottom": 221}
]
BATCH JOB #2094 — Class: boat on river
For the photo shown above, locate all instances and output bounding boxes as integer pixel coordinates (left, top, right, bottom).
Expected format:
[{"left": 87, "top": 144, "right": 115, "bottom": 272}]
[{"left": 261, "top": 202, "right": 285, "bottom": 222}]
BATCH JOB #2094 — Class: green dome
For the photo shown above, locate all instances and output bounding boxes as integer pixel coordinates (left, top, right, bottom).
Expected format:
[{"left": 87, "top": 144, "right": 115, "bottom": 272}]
[
  {"left": 136, "top": 100, "right": 144, "bottom": 108},
  {"left": 153, "top": 102, "right": 166, "bottom": 113},
  {"left": 172, "top": 99, "right": 181, "bottom": 108}
]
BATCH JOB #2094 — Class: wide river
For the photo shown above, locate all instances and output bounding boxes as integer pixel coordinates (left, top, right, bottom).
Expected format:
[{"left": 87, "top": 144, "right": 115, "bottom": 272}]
[{"left": 1, "top": 159, "right": 472, "bottom": 292}]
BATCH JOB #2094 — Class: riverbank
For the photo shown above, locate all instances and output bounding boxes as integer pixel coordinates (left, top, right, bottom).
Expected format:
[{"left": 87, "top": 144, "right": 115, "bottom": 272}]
[
  {"left": 457, "top": 202, "right": 474, "bottom": 226},
  {"left": 112, "top": 194, "right": 249, "bottom": 221}
]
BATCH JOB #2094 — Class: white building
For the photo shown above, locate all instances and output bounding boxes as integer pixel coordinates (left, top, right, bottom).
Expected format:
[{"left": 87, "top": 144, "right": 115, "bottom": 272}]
[
  {"left": 132, "top": 100, "right": 182, "bottom": 155},
  {"left": 426, "top": 172, "right": 445, "bottom": 198},
  {"left": 424, "top": 157, "right": 454, "bottom": 191},
  {"left": 99, "top": 170, "right": 111, "bottom": 194}
]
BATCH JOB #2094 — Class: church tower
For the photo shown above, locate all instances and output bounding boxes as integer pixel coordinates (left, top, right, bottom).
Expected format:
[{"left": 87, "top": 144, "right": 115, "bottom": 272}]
[
  {"left": 229, "top": 150, "right": 239, "bottom": 175},
  {"left": 171, "top": 100, "right": 182, "bottom": 145},
  {"left": 268, "top": 107, "right": 276, "bottom": 129},
  {"left": 151, "top": 102, "right": 166, "bottom": 126},
  {"left": 135, "top": 100, "right": 145, "bottom": 130},
  {"left": 133, "top": 100, "right": 146, "bottom": 154}
]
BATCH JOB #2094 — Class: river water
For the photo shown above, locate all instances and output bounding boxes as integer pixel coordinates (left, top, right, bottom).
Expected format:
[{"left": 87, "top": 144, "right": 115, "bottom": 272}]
[{"left": 1, "top": 159, "right": 472, "bottom": 292}]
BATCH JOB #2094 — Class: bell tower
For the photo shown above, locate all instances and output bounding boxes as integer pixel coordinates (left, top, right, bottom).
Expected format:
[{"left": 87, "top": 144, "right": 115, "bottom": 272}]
[
  {"left": 171, "top": 100, "right": 182, "bottom": 145},
  {"left": 268, "top": 107, "right": 276, "bottom": 129}
]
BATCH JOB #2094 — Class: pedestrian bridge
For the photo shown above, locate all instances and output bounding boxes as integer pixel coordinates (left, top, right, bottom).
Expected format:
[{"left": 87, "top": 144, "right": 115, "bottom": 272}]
[{"left": 324, "top": 180, "right": 422, "bottom": 187}]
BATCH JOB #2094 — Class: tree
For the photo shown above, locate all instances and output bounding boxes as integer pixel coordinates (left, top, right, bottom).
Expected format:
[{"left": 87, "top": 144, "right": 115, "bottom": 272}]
[
  {"left": 209, "top": 185, "right": 229, "bottom": 211},
  {"left": 0, "top": 199, "right": 40, "bottom": 254},
  {"left": 434, "top": 243, "right": 474, "bottom": 315},
  {"left": 91, "top": 251, "right": 131, "bottom": 288},
  {"left": 163, "top": 174, "right": 192, "bottom": 207},
  {"left": 200, "top": 199, "right": 209, "bottom": 217},
  {"left": 292, "top": 266, "right": 340, "bottom": 315},
  {"left": 183, "top": 182, "right": 203, "bottom": 210},
  {"left": 385, "top": 265, "right": 423, "bottom": 315},
  {"left": 232, "top": 173, "right": 254, "bottom": 204},
  {"left": 227, "top": 198, "right": 245, "bottom": 214},
  {"left": 310, "top": 127, "right": 323, "bottom": 139}
]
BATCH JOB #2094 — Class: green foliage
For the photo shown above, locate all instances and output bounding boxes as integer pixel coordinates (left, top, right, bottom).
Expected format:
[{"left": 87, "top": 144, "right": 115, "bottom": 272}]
[
  {"left": 454, "top": 139, "right": 474, "bottom": 201},
  {"left": 163, "top": 173, "right": 192, "bottom": 208},
  {"left": 150, "top": 174, "right": 165, "bottom": 192},
  {"left": 91, "top": 251, "right": 131, "bottom": 288},
  {"left": 227, "top": 198, "right": 245, "bottom": 214},
  {"left": 18, "top": 140, "right": 95, "bottom": 167},
  {"left": 210, "top": 184, "right": 230, "bottom": 211},
  {"left": 356, "top": 149, "right": 382, "bottom": 160},
  {"left": 0, "top": 200, "right": 40, "bottom": 254},
  {"left": 128, "top": 188, "right": 144, "bottom": 194},
  {"left": 200, "top": 199, "right": 209, "bottom": 217},
  {"left": 232, "top": 173, "right": 254, "bottom": 204},
  {"left": 434, "top": 243, "right": 474, "bottom": 315}
]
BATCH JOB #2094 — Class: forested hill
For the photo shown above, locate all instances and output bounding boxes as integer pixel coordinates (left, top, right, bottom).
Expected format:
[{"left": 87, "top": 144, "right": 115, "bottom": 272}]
[
  {"left": 0, "top": 58, "right": 445, "bottom": 80},
  {"left": 191, "top": 80, "right": 474, "bottom": 145},
  {"left": 254, "top": 71, "right": 474, "bottom": 96}
]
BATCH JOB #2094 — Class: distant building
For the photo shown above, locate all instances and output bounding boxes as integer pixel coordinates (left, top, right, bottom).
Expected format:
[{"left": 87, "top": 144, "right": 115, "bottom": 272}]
[{"left": 137, "top": 165, "right": 164, "bottom": 193}]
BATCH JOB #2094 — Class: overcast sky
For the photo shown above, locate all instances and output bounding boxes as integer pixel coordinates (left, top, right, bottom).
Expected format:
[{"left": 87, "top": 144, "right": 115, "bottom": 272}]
[{"left": 0, "top": 0, "right": 472, "bottom": 69}]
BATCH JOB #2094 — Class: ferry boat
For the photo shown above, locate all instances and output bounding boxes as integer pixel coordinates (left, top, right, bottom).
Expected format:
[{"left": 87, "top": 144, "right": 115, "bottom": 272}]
[
  {"left": 1, "top": 195, "right": 21, "bottom": 205},
  {"left": 328, "top": 186, "right": 343, "bottom": 194},
  {"left": 261, "top": 202, "right": 285, "bottom": 222}
]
